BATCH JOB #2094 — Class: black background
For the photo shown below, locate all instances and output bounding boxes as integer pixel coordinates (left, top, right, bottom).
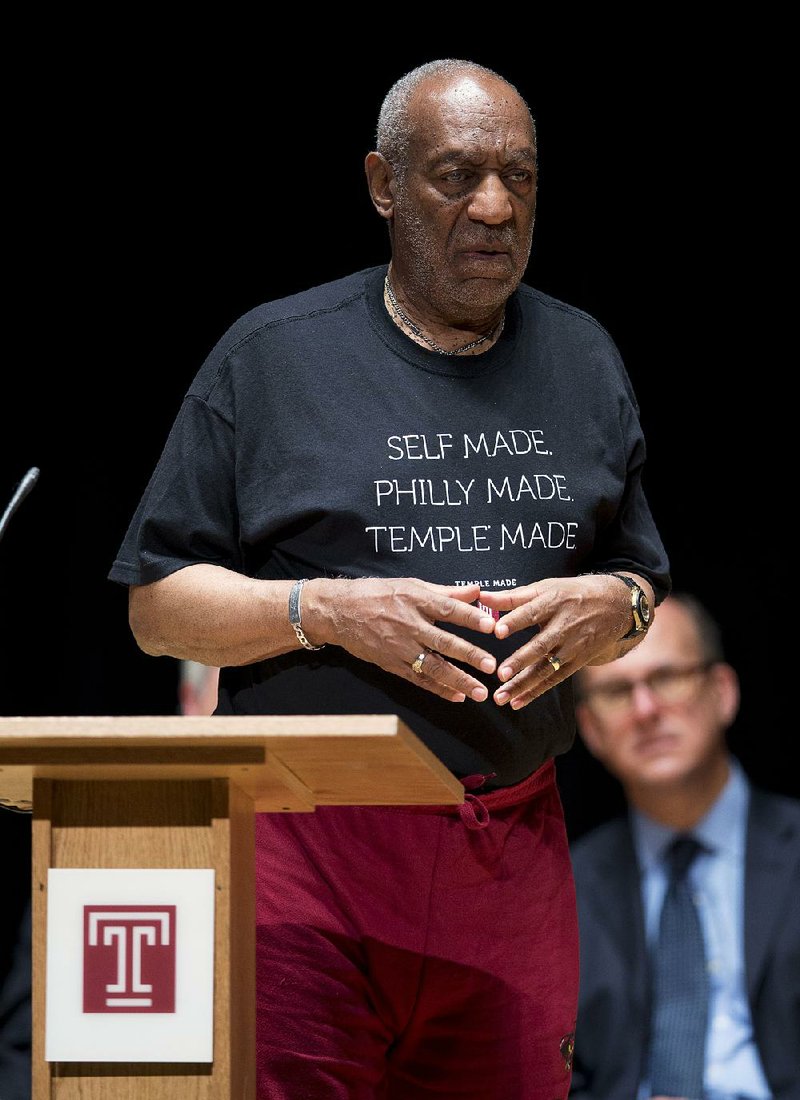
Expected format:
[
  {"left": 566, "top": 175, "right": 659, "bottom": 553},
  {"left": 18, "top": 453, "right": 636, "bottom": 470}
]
[{"left": 1, "top": 24, "right": 793, "bottom": 941}]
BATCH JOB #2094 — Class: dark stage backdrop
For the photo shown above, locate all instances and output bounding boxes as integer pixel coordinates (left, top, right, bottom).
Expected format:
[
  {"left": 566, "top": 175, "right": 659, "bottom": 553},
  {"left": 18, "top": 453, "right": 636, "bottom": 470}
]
[{"left": 1, "top": 35, "right": 791, "bottom": 858}]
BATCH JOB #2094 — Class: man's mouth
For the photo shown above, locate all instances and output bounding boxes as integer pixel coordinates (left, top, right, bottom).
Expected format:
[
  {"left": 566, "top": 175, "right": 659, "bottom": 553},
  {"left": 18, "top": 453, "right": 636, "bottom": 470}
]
[
  {"left": 459, "top": 245, "right": 509, "bottom": 255},
  {"left": 635, "top": 732, "right": 680, "bottom": 756},
  {"left": 458, "top": 246, "right": 512, "bottom": 261}
]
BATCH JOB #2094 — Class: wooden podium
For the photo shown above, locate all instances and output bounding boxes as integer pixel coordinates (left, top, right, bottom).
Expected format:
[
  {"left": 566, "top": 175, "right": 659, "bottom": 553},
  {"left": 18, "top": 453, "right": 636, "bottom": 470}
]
[{"left": 0, "top": 714, "right": 463, "bottom": 1099}]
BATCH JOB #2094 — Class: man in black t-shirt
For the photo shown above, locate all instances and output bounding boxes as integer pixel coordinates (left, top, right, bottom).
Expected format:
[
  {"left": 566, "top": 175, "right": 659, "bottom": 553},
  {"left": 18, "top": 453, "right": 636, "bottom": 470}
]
[{"left": 111, "top": 59, "right": 670, "bottom": 1099}]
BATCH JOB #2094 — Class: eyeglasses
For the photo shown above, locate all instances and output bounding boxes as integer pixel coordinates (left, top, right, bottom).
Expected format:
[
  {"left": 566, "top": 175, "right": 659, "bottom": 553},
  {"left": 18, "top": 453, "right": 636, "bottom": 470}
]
[{"left": 580, "top": 661, "right": 714, "bottom": 716}]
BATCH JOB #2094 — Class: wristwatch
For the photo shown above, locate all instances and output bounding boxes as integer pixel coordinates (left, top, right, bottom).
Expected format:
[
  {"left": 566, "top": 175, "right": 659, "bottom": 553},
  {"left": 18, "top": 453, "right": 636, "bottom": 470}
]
[{"left": 608, "top": 573, "right": 651, "bottom": 639}]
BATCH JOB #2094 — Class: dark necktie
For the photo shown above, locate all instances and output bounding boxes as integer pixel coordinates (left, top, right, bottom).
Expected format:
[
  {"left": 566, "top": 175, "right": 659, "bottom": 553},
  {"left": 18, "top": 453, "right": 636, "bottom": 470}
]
[{"left": 648, "top": 834, "right": 709, "bottom": 1100}]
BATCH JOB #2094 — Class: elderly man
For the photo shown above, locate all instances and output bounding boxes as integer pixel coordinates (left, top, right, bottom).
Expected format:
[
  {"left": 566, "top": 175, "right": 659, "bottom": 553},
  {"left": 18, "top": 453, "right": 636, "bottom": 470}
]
[
  {"left": 110, "top": 59, "right": 670, "bottom": 1099},
  {"left": 570, "top": 594, "right": 800, "bottom": 1100}
]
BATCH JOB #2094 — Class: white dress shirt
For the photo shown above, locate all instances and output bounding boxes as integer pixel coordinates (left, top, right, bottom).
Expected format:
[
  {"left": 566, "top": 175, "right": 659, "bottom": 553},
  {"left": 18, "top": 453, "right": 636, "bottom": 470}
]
[{"left": 632, "top": 760, "right": 772, "bottom": 1100}]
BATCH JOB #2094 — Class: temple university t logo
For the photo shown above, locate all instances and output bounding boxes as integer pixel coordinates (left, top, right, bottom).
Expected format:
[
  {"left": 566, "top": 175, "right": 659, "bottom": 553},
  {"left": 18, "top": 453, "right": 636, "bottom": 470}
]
[
  {"left": 47, "top": 869, "right": 214, "bottom": 1062},
  {"left": 83, "top": 905, "right": 176, "bottom": 1013}
]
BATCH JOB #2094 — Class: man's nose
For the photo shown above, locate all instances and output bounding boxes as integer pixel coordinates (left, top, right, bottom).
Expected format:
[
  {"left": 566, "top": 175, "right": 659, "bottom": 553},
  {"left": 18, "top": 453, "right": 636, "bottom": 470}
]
[
  {"left": 630, "top": 681, "right": 660, "bottom": 717},
  {"left": 467, "top": 174, "right": 512, "bottom": 224}
]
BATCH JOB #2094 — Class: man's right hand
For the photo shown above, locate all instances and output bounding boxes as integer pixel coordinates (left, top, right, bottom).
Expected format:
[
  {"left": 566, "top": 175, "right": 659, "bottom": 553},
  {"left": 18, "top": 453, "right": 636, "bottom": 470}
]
[
  {"left": 307, "top": 577, "right": 497, "bottom": 703},
  {"left": 129, "top": 567, "right": 496, "bottom": 702}
]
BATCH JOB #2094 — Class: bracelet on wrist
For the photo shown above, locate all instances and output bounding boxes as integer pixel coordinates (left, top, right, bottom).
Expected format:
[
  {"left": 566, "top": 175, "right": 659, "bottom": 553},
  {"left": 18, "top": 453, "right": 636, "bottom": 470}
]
[{"left": 288, "top": 579, "right": 326, "bottom": 651}]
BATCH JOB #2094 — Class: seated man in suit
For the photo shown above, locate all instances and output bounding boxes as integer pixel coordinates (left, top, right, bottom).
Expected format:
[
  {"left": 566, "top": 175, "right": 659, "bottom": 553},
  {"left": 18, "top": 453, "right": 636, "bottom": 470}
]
[{"left": 569, "top": 592, "right": 799, "bottom": 1100}]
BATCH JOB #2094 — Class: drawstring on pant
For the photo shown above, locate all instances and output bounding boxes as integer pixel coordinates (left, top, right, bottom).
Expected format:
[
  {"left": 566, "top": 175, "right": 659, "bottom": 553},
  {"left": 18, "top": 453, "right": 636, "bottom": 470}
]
[{"left": 458, "top": 773, "right": 497, "bottom": 830}]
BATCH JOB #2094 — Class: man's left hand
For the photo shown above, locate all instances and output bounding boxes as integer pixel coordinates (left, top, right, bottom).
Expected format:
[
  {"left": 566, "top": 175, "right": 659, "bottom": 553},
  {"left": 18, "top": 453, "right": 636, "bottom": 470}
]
[{"left": 478, "top": 573, "right": 652, "bottom": 709}]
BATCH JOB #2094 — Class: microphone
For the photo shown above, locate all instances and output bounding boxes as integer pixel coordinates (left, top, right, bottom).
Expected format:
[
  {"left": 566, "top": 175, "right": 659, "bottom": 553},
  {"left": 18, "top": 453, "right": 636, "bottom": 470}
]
[
  {"left": 0, "top": 466, "right": 40, "bottom": 544},
  {"left": 0, "top": 466, "right": 40, "bottom": 811}
]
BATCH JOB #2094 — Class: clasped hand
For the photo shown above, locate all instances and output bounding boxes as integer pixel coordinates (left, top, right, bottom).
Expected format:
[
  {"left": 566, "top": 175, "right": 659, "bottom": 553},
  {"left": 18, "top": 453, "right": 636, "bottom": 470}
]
[{"left": 322, "top": 574, "right": 630, "bottom": 711}]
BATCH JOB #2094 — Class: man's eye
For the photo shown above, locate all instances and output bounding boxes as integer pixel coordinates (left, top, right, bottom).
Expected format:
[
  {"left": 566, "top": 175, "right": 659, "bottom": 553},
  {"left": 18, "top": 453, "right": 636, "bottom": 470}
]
[
  {"left": 603, "top": 685, "right": 630, "bottom": 700},
  {"left": 443, "top": 170, "right": 470, "bottom": 183},
  {"left": 649, "top": 671, "right": 677, "bottom": 689},
  {"left": 506, "top": 171, "right": 532, "bottom": 183}
]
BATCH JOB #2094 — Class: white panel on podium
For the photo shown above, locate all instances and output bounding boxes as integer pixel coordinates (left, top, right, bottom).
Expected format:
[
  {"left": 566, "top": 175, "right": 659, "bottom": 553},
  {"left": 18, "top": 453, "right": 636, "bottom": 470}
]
[{"left": 46, "top": 869, "right": 215, "bottom": 1063}]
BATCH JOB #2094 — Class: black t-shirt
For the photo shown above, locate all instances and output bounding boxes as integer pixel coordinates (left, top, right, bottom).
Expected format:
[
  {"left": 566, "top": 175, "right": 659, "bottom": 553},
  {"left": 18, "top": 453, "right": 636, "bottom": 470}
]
[{"left": 110, "top": 266, "right": 670, "bottom": 787}]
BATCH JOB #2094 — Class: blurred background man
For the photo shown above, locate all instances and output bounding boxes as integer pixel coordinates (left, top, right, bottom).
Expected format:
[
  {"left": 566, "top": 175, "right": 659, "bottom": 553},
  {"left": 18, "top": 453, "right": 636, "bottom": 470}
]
[
  {"left": 568, "top": 593, "right": 800, "bottom": 1100},
  {"left": 178, "top": 660, "right": 220, "bottom": 717}
]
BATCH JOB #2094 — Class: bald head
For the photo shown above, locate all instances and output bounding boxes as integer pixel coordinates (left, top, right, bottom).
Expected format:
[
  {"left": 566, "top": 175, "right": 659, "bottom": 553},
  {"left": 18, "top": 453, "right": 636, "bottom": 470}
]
[{"left": 376, "top": 59, "right": 536, "bottom": 177}]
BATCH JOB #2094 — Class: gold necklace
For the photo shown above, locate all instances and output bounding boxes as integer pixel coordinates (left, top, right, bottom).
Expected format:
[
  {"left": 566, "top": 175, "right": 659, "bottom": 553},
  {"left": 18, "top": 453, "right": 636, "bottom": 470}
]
[{"left": 384, "top": 277, "right": 503, "bottom": 356}]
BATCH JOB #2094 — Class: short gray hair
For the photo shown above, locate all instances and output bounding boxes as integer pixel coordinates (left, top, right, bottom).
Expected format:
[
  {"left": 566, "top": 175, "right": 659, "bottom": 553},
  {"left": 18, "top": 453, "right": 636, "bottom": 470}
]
[{"left": 376, "top": 59, "right": 535, "bottom": 174}]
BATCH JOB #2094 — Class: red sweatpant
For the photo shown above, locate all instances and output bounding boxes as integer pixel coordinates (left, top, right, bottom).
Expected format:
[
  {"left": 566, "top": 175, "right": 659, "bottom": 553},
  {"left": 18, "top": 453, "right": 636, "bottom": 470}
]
[{"left": 255, "top": 759, "right": 578, "bottom": 1099}]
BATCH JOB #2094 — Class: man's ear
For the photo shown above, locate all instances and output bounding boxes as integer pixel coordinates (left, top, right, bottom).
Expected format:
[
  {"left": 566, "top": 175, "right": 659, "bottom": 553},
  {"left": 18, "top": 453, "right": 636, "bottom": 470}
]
[
  {"left": 709, "top": 661, "right": 740, "bottom": 729},
  {"left": 575, "top": 701, "right": 606, "bottom": 762},
  {"left": 365, "top": 152, "right": 395, "bottom": 220}
]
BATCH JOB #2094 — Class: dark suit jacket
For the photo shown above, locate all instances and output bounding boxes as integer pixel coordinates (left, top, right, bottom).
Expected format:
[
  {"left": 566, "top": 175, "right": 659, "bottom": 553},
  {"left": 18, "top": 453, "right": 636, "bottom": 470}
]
[{"left": 569, "top": 787, "right": 800, "bottom": 1099}]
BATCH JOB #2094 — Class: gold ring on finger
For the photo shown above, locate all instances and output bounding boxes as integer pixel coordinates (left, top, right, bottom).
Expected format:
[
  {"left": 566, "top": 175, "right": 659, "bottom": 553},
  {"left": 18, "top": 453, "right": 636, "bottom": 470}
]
[{"left": 411, "top": 651, "right": 429, "bottom": 675}]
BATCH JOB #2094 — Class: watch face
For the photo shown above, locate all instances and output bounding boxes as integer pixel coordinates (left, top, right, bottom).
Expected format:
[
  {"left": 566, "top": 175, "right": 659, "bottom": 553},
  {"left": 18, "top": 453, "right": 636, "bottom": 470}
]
[
  {"left": 638, "top": 592, "right": 651, "bottom": 627},
  {"left": 611, "top": 574, "right": 652, "bottom": 638}
]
